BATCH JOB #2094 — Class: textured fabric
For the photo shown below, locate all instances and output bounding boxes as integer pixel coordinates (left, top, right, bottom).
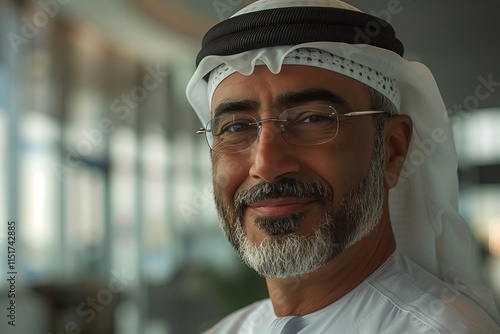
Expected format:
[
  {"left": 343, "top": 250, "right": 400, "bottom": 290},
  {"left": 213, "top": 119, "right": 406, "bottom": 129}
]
[
  {"left": 186, "top": 0, "right": 500, "bottom": 326},
  {"left": 207, "top": 48, "right": 401, "bottom": 112},
  {"left": 196, "top": 6, "right": 404, "bottom": 66},
  {"left": 202, "top": 251, "right": 499, "bottom": 334}
]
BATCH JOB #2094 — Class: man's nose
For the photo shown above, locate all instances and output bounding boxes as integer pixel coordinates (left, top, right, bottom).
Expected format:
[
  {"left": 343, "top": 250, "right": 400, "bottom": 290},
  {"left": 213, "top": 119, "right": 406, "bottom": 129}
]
[{"left": 248, "top": 121, "right": 300, "bottom": 183}]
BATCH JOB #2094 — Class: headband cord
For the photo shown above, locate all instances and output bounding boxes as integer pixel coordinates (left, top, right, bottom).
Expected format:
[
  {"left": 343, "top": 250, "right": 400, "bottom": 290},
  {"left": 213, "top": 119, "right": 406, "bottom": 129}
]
[{"left": 197, "top": 7, "right": 404, "bottom": 66}]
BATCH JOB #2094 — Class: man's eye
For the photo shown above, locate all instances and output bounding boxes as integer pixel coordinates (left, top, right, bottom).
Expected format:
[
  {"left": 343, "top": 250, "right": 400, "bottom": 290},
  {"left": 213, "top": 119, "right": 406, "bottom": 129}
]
[
  {"left": 220, "top": 121, "right": 252, "bottom": 134},
  {"left": 302, "top": 114, "right": 331, "bottom": 123},
  {"left": 293, "top": 112, "right": 333, "bottom": 124}
]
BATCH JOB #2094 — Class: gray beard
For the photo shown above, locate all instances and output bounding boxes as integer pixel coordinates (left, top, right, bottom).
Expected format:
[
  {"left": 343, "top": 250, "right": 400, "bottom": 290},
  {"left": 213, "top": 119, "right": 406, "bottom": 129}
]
[{"left": 215, "top": 141, "right": 385, "bottom": 279}]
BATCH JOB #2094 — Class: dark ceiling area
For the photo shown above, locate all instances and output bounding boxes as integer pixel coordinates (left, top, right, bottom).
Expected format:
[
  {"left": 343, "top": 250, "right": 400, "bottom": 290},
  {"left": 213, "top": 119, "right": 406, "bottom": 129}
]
[
  {"left": 350, "top": 0, "right": 500, "bottom": 113},
  {"left": 176, "top": 0, "right": 500, "bottom": 112}
]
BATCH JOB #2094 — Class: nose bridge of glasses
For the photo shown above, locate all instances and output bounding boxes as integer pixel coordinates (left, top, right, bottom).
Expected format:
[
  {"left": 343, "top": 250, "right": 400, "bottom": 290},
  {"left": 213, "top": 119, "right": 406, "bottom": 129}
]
[
  {"left": 252, "top": 118, "right": 288, "bottom": 135},
  {"left": 248, "top": 118, "right": 290, "bottom": 152}
]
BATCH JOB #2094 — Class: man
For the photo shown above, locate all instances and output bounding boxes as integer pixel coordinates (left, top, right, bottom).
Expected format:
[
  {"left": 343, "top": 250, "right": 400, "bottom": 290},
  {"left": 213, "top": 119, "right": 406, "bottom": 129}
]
[{"left": 186, "top": 0, "right": 500, "bottom": 332}]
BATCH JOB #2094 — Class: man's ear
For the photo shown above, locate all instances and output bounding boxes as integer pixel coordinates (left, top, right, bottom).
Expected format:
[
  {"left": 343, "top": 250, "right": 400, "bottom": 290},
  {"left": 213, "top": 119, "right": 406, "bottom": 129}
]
[{"left": 383, "top": 115, "right": 413, "bottom": 189}]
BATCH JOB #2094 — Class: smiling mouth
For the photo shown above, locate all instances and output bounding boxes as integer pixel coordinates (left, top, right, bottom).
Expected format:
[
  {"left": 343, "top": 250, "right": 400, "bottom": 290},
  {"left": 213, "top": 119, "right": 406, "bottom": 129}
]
[
  {"left": 245, "top": 198, "right": 316, "bottom": 235},
  {"left": 247, "top": 198, "right": 316, "bottom": 218}
]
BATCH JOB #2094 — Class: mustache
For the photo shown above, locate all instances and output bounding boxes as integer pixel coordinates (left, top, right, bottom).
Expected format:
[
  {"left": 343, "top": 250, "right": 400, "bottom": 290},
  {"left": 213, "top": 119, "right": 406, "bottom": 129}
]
[{"left": 234, "top": 178, "right": 332, "bottom": 209}]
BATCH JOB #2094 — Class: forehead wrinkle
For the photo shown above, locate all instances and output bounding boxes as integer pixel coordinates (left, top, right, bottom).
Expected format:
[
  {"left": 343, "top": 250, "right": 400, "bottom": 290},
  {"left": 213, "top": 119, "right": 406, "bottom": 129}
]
[{"left": 275, "top": 88, "right": 352, "bottom": 111}]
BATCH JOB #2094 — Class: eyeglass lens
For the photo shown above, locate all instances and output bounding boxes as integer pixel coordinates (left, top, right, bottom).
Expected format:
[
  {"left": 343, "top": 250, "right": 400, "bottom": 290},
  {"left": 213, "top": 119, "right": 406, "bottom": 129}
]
[{"left": 207, "top": 105, "right": 339, "bottom": 153}]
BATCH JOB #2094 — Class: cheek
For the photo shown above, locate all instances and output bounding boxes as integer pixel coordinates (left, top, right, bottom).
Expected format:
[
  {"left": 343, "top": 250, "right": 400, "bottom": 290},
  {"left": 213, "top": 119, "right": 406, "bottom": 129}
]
[
  {"left": 212, "top": 153, "right": 248, "bottom": 201},
  {"left": 306, "top": 142, "right": 373, "bottom": 204}
]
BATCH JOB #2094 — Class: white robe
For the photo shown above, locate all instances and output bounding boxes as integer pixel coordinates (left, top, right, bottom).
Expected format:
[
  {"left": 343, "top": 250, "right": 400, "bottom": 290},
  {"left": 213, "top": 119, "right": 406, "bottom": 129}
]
[{"left": 203, "top": 251, "right": 499, "bottom": 333}]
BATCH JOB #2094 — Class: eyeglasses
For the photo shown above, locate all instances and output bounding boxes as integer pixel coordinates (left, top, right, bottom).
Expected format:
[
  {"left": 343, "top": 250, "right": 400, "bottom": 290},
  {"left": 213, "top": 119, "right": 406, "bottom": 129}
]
[{"left": 196, "top": 105, "right": 387, "bottom": 154}]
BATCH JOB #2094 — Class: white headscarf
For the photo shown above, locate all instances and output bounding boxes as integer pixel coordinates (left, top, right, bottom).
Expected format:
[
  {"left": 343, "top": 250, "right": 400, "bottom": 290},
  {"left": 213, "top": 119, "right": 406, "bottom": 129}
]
[{"left": 186, "top": 0, "right": 500, "bottom": 323}]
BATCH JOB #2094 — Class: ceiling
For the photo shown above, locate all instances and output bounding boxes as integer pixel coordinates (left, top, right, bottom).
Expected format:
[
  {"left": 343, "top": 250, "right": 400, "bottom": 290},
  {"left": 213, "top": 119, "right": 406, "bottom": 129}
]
[
  {"left": 58, "top": 0, "right": 500, "bottom": 111},
  {"left": 347, "top": 1, "right": 500, "bottom": 113}
]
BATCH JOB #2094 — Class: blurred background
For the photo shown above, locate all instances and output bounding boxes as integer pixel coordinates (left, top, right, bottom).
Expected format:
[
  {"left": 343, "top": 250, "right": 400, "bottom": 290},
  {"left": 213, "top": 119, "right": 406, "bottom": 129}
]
[{"left": 0, "top": 0, "right": 499, "bottom": 333}]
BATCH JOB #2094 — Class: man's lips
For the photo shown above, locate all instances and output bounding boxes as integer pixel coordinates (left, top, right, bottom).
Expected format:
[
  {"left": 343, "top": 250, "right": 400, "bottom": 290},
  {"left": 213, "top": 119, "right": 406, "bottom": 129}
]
[{"left": 246, "top": 198, "right": 316, "bottom": 217}]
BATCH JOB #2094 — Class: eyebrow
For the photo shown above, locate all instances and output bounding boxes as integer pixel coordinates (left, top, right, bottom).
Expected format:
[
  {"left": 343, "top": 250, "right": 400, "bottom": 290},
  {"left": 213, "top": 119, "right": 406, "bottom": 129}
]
[
  {"left": 277, "top": 89, "right": 350, "bottom": 110},
  {"left": 213, "top": 88, "right": 350, "bottom": 117},
  {"left": 213, "top": 100, "right": 260, "bottom": 117}
]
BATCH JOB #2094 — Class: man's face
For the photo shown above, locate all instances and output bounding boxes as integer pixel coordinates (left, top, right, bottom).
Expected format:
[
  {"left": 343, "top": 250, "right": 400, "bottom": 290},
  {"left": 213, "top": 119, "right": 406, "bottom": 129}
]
[{"left": 210, "top": 65, "right": 385, "bottom": 278}]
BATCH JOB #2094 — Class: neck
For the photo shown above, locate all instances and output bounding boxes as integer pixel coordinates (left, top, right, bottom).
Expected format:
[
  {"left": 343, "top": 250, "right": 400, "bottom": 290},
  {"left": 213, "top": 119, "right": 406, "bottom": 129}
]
[{"left": 265, "top": 211, "right": 396, "bottom": 317}]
